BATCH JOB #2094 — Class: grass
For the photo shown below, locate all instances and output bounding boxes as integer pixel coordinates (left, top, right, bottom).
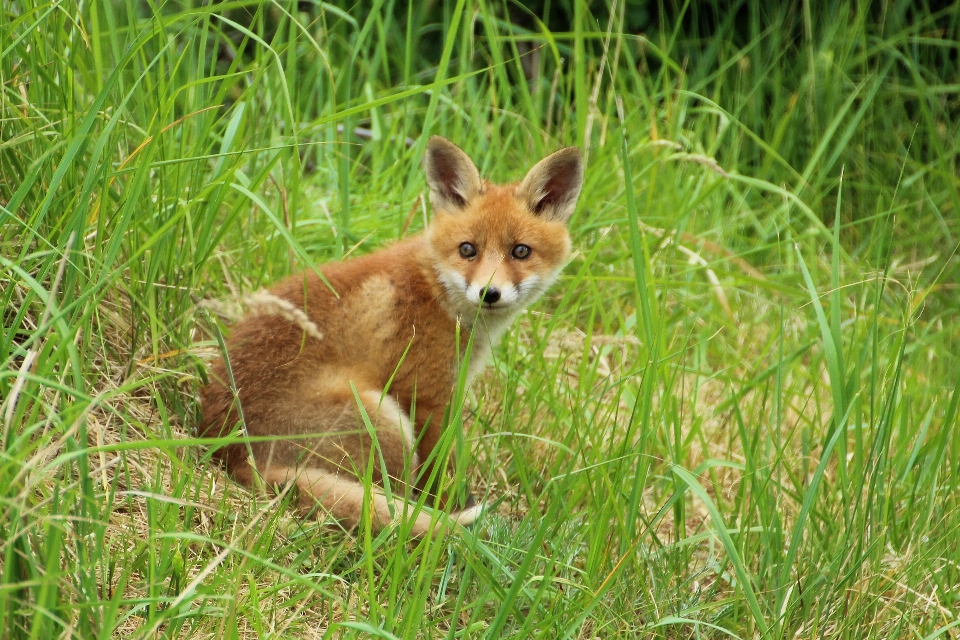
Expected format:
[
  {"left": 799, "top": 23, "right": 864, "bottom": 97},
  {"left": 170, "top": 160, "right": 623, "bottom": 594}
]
[{"left": 2, "top": 0, "right": 959, "bottom": 637}]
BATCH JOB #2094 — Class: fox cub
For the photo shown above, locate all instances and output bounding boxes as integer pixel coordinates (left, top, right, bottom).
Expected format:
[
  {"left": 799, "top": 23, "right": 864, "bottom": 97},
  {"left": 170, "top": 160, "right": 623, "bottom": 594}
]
[{"left": 200, "top": 137, "right": 583, "bottom": 536}]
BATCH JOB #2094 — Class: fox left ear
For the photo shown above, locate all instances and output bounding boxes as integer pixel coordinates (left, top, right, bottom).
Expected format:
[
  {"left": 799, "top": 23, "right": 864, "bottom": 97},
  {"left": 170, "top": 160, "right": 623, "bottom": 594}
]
[
  {"left": 517, "top": 147, "right": 583, "bottom": 223},
  {"left": 424, "top": 136, "right": 483, "bottom": 213}
]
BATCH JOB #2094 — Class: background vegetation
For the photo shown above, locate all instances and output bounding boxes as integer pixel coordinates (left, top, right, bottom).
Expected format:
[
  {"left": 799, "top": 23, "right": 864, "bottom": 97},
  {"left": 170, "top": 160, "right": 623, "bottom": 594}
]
[{"left": 2, "top": 0, "right": 959, "bottom": 637}]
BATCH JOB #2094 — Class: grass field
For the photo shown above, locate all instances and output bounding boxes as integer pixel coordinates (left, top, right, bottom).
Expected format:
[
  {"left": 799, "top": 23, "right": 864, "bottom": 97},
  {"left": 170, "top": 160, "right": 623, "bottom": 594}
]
[{"left": 2, "top": 0, "right": 960, "bottom": 638}]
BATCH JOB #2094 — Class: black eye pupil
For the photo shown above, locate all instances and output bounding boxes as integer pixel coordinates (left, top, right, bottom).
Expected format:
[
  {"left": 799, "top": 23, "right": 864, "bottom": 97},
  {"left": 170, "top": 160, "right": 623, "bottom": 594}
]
[
  {"left": 512, "top": 244, "right": 531, "bottom": 259},
  {"left": 459, "top": 242, "right": 477, "bottom": 258}
]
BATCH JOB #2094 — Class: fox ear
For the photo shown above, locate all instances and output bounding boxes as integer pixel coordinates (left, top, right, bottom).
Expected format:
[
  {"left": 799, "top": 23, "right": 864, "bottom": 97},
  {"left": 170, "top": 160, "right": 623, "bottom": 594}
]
[
  {"left": 424, "top": 137, "right": 482, "bottom": 213},
  {"left": 517, "top": 147, "right": 583, "bottom": 223}
]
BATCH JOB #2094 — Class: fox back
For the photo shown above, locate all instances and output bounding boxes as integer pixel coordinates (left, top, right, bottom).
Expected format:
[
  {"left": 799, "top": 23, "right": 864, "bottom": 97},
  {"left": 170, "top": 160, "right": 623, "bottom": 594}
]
[{"left": 199, "top": 137, "right": 583, "bottom": 536}]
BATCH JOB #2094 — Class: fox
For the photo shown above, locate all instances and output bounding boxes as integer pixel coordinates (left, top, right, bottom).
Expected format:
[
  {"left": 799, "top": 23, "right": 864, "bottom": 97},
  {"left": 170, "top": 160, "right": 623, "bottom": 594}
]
[{"left": 199, "top": 136, "right": 583, "bottom": 537}]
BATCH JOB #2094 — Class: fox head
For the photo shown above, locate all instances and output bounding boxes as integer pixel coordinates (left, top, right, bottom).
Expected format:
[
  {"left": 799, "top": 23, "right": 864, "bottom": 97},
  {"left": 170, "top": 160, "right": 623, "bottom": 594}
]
[{"left": 424, "top": 137, "right": 583, "bottom": 323}]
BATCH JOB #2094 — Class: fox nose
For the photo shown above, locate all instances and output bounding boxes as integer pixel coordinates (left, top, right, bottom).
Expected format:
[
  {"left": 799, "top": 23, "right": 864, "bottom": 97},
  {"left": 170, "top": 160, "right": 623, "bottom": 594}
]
[{"left": 481, "top": 286, "right": 501, "bottom": 304}]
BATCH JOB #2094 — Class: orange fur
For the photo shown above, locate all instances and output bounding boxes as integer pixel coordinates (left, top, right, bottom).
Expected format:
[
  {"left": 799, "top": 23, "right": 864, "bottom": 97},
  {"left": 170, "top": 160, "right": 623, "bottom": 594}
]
[{"left": 199, "top": 137, "right": 583, "bottom": 537}]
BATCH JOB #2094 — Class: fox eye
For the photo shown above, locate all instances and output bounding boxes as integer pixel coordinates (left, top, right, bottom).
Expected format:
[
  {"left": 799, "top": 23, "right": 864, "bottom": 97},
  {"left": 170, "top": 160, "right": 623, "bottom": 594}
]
[
  {"left": 511, "top": 244, "right": 531, "bottom": 259},
  {"left": 459, "top": 242, "right": 477, "bottom": 258}
]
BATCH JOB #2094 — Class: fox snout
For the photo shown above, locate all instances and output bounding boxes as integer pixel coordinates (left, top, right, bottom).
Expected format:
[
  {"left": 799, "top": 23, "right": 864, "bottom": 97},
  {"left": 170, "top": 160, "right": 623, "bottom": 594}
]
[
  {"left": 480, "top": 286, "right": 500, "bottom": 304},
  {"left": 466, "top": 280, "right": 516, "bottom": 308},
  {"left": 462, "top": 261, "right": 523, "bottom": 309}
]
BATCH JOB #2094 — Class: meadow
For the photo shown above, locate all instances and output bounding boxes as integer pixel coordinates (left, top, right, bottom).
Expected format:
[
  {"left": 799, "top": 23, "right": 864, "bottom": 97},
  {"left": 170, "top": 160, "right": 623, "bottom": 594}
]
[{"left": 2, "top": 0, "right": 959, "bottom": 637}]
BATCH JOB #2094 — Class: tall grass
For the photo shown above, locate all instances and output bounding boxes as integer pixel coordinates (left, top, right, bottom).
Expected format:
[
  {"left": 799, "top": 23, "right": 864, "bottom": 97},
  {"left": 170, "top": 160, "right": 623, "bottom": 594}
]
[{"left": 2, "top": 0, "right": 959, "bottom": 638}]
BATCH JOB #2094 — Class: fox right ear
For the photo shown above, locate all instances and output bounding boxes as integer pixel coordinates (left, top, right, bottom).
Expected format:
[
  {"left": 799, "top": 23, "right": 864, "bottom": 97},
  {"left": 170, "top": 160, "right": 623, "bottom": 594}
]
[
  {"left": 424, "top": 137, "right": 482, "bottom": 213},
  {"left": 517, "top": 147, "right": 583, "bottom": 223}
]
